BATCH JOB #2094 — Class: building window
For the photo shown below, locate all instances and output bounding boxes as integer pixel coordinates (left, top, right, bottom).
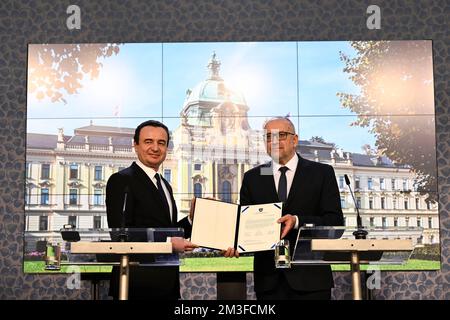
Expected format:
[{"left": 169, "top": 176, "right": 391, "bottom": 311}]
[
  {"left": 93, "top": 216, "right": 102, "bottom": 229},
  {"left": 40, "top": 188, "right": 49, "bottom": 205},
  {"left": 417, "top": 217, "right": 421, "bottom": 228},
  {"left": 339, "top": 176, "right": 344, "bottom": 189},
  {"left": 394, "top": 217, "right": 398, "bottom": 227},
  {"left": 222, "top": 166, "right": 230, "bottom": 175},
  {"left": 194, "top": 164, "right": 202, "bottom": 171},
  {"left": 68, "top": 216, "right": 77, "bottom": 228},
  {"left": 426, "top": 201, "right": 431, "bottom": 210},
  {"left": 413, "top": 179, "right": 419, "bottom": 191},
  {"left": 343, "top": 216, "right": 346, "bottom": 226},
  {"left": 69, "top": 189, "right": 78, "bottom": 205},
  {"left": 369, "top": 197, "right": 373, "bottom": 210},
  {"left": 368, "top": 178, "right": 373, "bottom": 190},
  {"left": 430, "top": 235, "right": 434, "bottom": 244},
  {"left": 403, "top": 179, "right": 408, "bottom": 191},
  {"left": 404, "top": 199, "right": 409, "bottom": 210},
  {"left": 417, "top": 236, "right": 423, "bottom": 244},
  {"left": 25, "top": 187, "right": 31, "bottom": 205},
  {"left": 39, "top": 216, "right": 48, "bottom": 231},
  {"left": 94, "top": 166, "right": 103, "bottom": 181},
  {"left": 382, "top": 217, "right": 387, "bottom": 228},
  {"left": 428, "top": 217, "right": 433, "bottom": 229},
  {"left": 340, "top": 197, "right": 346, "bottom": 209},
  {"left": 380, "top": 178, "right": 385, "bottom": 190},
  {"left": 381, "top": 197, "right": 386, "bottom": 210},
  {"left": 93, "top": 189, "right": 103, "bottom": 206},
  {"left": 355, "top": 177, "right": 360, "bottom": 190},
  {"left": 41, "top": 164, "right": 50, "bottom": 179},
  {"left": 405, "top": 217, "right": 410, "bottom": 227},
  {"left": 164, "top": 169, "right": 171, "bottom": 183},
  {"left": 370, "top": 217, "right": 375, "bottom": 227},
  {"left": 393, "top": 198, "right": 397, "bottom": 210},
  {"left": 26, "top": 162, "right": 32, "bottom": 178},
  {"left": 221, "top": 181, "right": 232, "bottom": 203},
  {"left": 391, "top": 179, "right": 396, "bottom": 190},
  {"left": 356, "top": 197, "right": 361, "bottom": 209},
  {"left": 70, "top": 164, "right": 79, "bottom": 179},
  {"left": 194, "top": 183, "right": 202, "bottom": 198},
  {"left": 415, "top": 198, "right": 420, "bottom": 210}
]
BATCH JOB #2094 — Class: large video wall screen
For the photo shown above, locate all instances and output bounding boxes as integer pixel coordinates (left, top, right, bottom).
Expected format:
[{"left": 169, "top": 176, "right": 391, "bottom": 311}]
[{"left": 25, "top": 41, "right": 439, "bottom": 272}]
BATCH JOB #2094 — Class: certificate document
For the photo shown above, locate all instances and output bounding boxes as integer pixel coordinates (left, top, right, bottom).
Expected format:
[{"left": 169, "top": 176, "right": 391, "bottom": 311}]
[{"left": 191, "top": 198, "right": 282, "bottom": 253}]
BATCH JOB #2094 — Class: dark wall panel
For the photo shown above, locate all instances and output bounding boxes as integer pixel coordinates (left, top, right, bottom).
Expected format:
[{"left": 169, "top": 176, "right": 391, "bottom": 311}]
[{"left": 0, "top": 0, "right": 448, "bottom": 299}]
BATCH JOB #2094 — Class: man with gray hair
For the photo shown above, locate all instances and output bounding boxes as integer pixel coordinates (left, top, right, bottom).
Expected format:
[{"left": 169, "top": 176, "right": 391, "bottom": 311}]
[{"left": 226, "top": 117, "right": 344, "bottom": 300}]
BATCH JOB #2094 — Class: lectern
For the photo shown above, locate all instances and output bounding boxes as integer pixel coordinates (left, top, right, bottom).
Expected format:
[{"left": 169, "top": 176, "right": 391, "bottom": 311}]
[
  {"left": 291, "top": 226, "right": 417, "bottom": 300},
  {"left": 24, "top": 228, "right": 183, "bottom": 300}
]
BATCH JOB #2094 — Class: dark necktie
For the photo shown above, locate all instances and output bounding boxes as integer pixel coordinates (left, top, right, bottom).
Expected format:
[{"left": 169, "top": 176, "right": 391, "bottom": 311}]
[
  {"left": 278, "top": 167, "right": 289, "bottom": 202},
  {"left": 154, "top": 173, "right": 171, "bottom": 221}
]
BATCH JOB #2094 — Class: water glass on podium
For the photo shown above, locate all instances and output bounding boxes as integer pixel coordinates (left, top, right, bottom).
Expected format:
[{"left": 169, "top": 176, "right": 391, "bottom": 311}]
[
  {"left": 44, "top": 242, "right": 61, "bottom": 270},
  {"left": 274, "top": 239, "right": 291, "bottom": 268}
]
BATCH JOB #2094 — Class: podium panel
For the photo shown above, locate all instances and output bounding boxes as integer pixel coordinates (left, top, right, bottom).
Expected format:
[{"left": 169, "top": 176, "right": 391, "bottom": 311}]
[
  {"left": 292, "top": 226, "right": 419, "bottom": 266},
  {"left": 24, "top": 228, "right": 184, "bottom": 271},
  {"left": 25, "top": 228, "right": 185, "bottom": 300},
  {"left": 290, "top": 226, "right": 418, "bottom": 300}
]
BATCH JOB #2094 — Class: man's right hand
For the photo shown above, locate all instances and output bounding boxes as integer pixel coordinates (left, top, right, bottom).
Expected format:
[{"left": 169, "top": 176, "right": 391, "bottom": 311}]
[{"left": 171, "top": 237, "right": 198, "bottom": 253}]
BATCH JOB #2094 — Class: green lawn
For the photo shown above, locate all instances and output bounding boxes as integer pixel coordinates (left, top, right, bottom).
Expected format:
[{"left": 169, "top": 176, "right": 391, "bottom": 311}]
[
  {"left": 24, "top": 261, "right": 112, "bottom": 273},
  {"left": 24, "top": 258, "right": 253, "bottom": 273},
  {"left": 330, "top": 259, "right": 440, "bottom": 271},
  {"left": 24, "top": 257, "right": 439, "bottom": 274},
  {"left": 180, "top": 257, "right": 440, "bottom": 272},
  {"left": 180, "top": 256, "right": 254, "bottom": 272}
]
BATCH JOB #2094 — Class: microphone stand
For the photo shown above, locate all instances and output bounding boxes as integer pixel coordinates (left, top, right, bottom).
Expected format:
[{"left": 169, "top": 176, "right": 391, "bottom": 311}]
[
  {"left": 344, "top": 174, "right": 367, "bottom": 239},
  {"left": 345, "top": 174, "right": 370, "bottom": 300},
  {"left": 119, "top": 186, "right": 129, "bottom": 242},
  {"left": 118, "top": 186, "right": 129, "bottom": 300}
]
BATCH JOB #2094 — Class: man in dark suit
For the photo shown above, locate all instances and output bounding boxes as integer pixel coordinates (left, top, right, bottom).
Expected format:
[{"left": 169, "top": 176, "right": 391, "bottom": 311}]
[
  {"left": 106, "top": 120, "right": 196, "bottom": 300},
  {"left": 226, "top": 117, "right": 344, "bottom": 300}
]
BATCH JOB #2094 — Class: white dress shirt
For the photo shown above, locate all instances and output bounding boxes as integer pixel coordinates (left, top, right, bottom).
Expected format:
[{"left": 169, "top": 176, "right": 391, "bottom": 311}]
[
  {"left": 272, "top": 153, "right": 300, "bottom": 229},
  {"left": 135, "top": 159, "right": 173, "bottom": 219}
]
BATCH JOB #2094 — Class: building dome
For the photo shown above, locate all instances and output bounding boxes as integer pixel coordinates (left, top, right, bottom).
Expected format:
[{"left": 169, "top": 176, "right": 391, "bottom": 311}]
[
  {"left": 181, "top": 53, "right": 247, "bottom": 125},
  {"left": 184, "top": 79, "right": 247, "bottom": 107}
]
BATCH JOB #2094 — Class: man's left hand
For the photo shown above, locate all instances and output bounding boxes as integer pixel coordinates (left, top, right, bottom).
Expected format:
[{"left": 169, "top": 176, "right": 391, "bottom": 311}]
[
  {"left": 223, "top": 247, "right": 239, "bottom": 258},
  {"left": 278, "top": 214, "right": 296, "bottom": 239}
]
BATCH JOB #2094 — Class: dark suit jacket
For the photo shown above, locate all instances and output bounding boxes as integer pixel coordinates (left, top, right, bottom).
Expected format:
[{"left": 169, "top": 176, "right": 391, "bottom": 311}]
[
  {"left": 240, "top": 154, "right": 344, "bottom": 293},
  {"left": 106, "top": 162, "right": 191, "bottom": 299}
]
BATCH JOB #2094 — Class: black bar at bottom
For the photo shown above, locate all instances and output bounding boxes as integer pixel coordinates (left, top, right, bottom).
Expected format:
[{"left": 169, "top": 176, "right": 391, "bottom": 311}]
[{"left": 216, "top": 271, "right": 247, "bottom": 300}]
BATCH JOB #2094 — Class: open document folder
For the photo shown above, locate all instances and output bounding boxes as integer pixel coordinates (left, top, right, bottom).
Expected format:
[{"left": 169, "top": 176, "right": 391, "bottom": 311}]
[{"left": 191, "top": 198, "right": 282, "bottom": 253}]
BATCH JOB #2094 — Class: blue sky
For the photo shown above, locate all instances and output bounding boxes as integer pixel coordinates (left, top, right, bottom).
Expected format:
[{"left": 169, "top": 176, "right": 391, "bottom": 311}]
[{"left": 27, "top": 41, "right": 377, "bottom": 153}]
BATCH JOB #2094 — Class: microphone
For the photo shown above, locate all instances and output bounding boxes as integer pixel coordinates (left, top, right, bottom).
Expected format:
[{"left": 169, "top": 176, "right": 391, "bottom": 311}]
[
  {"left": 119, "top": 186, "right": 129, "bottom": 242},
  {"left": 344, "top": 174, "right": 368, "bottom": 239}
]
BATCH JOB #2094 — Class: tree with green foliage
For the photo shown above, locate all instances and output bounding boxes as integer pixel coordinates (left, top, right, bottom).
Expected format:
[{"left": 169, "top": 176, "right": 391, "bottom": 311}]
[
  {"left": 337, "top": 41, "right": 436, "bottom": 200},
  {"left": 28, "top": 43, "right": 120, "bottom": 104}
]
